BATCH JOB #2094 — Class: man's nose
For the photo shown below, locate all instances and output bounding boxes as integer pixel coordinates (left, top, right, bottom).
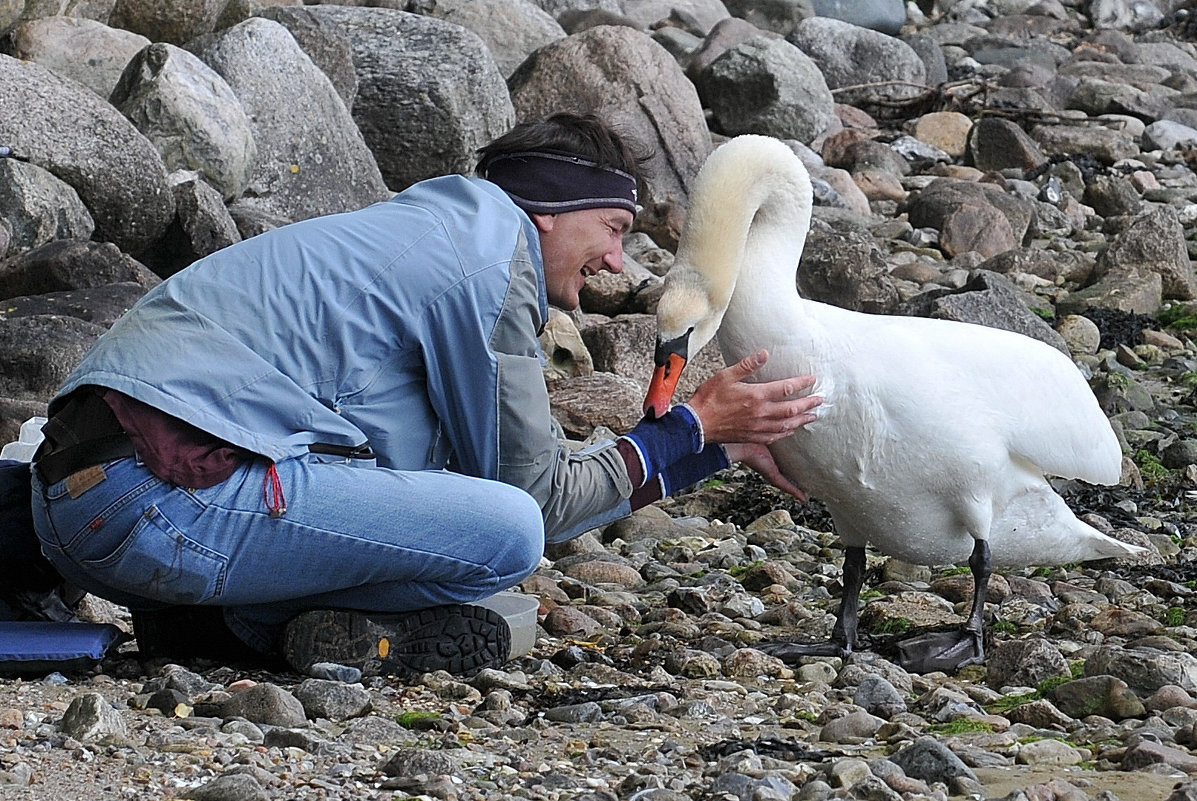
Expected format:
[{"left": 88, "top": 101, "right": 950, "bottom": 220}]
[{"left": 603, "top": 245, "right": 624, "bottom": 273}]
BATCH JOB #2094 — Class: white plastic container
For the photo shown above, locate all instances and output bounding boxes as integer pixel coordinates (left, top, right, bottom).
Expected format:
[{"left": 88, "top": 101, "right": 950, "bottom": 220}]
[
  {"left": 477, "top": 591, "right": 540, "bottom": 659},
  {"left": 0, "top": 416, "right": 47, "bottom": 463}
]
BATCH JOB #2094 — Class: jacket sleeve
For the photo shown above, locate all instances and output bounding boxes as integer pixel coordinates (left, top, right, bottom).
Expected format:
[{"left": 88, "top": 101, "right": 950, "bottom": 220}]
[{"left": 420, "top": 231, "right": 633, "bottom": 544}]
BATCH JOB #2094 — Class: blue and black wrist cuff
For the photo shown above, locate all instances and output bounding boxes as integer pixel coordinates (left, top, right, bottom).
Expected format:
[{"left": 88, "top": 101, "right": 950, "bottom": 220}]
[{"left": 620, "top": 404, "right": 705, "bottom": 487}]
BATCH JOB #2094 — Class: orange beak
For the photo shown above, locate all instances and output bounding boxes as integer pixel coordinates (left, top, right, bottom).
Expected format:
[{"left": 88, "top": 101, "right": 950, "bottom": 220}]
[{"left": 644, "top": 330, "right": 690, "bottom": 418}]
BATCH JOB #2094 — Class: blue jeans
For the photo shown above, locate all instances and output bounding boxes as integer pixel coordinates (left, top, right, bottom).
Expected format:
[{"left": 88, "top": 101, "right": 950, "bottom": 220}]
[{"left": 31, "top": 455, "right": 544, "bottom": 653}]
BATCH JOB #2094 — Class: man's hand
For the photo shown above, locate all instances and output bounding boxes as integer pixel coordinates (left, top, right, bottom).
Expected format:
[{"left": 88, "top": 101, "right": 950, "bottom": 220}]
[
  {"left": 686, "top": 349, "right": 821, "bottom": 445},
  {"left": 724, "top": 443, "right": 810, "bottom": 502}
]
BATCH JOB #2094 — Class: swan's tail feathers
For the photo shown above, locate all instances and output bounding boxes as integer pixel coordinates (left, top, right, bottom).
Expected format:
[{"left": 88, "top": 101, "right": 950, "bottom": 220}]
[
  {"left": 989, "top": 486, "right": 1150, "bottom": 566},
  {"left": 1062, "top": 513, "right": 1149, "bottom": 565},
  {"left": 1086, "top": 528, "right": 1148, "bottom": 560}
]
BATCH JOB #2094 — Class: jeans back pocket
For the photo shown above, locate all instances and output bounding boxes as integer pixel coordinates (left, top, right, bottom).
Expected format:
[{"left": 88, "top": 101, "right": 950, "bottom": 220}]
[{"left": 80, "top": 504, "right": 228, "bottom": 605}]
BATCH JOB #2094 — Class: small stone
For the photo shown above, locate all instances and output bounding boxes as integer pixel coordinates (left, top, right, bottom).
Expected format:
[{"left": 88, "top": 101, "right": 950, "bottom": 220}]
[
  {"left": 262, "top": 726, "right": 328, "bottom": 753},
  {"left": 721, "top": 648, "right": 790, "bottom": 679},
  {"left": 853, "top": 675, "right": 907, "bottom": 719},
  {"left": 1089, "top": 608, "right": 1164, "bottom": 637},
  {"left": 58, "top": 692, "right": 128, "bottom": 742},
  {"left": 889, "top": 736, "right": 979, "bottom": 785},
  {"left": 218, "top": 683, "right": 307, "bottom": 728},
  {"left": 1016, "top": 738, "right": 1084, "bottom": 766},
  {"left": 1123, "top": 739, "right": 1197, "bottom": 773},
  {"left": 1145, "top": 685, "right": 1197, "bottom": 712},
  {"left": 818, "top": 710, "right": 885, "bottom": 744},
  {"left": 380, "top": 747, "right": 458, "bottom": 779},
  {"left": 544, "top": 701, "right": 603, "bottom": 723},
  {"left": 1051, "top": 675, "right": 1146, "bottom": 721},
  {"left": 560, "top": 559, "right": 645, "bottom": 588},
  {"left": 827, "top": 757, "right": 871, "bottom": 788},
  {"left": 664, "top": 648, "right": 722, "bottom": 679},
  {"left": 304, "top": 662, "right": 362, "bottom": 683},
  {"left": 542, "top": 606, "right": 604, "bottom": 637},
  {"left": 181, "top": 773, "right": 269, "bottom": 801},
  {"left": 1004, "top": 699, "right": 1075, "bottom": 730},
  {"left": 293, "top": 679, "right": 372, "bottom": 721},
  {"left": 1056, "top": 314, "right": 1103, "bottom": 355},
  {"left": 986, "top": 638, "right": 1071, "bottom": 690}
]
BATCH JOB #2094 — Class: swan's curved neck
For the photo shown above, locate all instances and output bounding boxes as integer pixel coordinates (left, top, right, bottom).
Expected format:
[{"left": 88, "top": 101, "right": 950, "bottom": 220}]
[{"left": 679, "top": 148, "right": 814, "bottom": 320}]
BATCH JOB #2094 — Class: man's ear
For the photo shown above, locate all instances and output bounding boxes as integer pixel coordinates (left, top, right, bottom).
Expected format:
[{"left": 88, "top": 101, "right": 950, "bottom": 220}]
[{"left": 530, "top": 213, "right": 556, "bottom": 233}]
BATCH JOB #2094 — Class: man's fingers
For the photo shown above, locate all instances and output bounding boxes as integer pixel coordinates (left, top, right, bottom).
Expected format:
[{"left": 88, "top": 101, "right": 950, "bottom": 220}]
[
  {"left": 769, "top": 374, "right": 816, "bottom": 399},
  {"left": 762, "top": 466, "right": 808, "bottom": 502},
  {"left": 728, "top": 348, "right": 769, "bottom": 380}
]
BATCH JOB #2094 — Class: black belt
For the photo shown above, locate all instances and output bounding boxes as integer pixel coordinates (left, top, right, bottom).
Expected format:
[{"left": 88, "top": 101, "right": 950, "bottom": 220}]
[
  {"left": 35, "top": 432, "right": 136, "bottom": 485},
  {"left": 33, "top": 388, "right": 136, "bottom": 485}
]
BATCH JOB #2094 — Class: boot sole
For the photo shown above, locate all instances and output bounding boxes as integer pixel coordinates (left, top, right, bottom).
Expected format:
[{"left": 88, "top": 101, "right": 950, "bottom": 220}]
[{"left": 282, "top": 605, "right": 511, "bottom": 678}]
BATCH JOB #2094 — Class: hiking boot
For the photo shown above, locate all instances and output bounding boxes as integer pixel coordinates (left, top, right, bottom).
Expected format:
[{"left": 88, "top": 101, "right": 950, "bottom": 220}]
[{"left": 280, "top": 604, "right": 511, "bottom": 678}]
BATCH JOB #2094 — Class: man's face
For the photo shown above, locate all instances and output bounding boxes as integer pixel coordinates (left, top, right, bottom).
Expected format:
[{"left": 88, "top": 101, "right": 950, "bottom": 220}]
[{"left": 533, "top": 207, "right": 635, "bottom": 310}]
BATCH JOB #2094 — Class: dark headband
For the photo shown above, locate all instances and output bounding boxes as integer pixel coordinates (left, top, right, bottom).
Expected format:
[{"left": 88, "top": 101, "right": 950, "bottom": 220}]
[{"left": 481, "top": 150, "right": 638, "bottom": 215}]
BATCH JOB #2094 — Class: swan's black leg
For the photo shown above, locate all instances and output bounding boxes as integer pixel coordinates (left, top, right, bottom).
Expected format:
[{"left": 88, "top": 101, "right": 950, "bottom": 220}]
[
  {"left": 830, "top": 545, "right": 866, "bottom": 654},
  {"left": 958, "top": 538, "right": 990, "bottom": 666},
  {"left": 757, "top": 546, "right": 866, "bottom": 662}
]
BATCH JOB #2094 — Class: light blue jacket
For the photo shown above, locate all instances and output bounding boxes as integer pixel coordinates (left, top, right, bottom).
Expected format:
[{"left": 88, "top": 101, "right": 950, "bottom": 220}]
[{"left": 56, "top": 176, "right": 633, "bottom": 541}]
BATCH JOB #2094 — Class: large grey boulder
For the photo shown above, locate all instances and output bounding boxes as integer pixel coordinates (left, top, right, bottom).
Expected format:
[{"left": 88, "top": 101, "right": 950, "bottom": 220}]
[
  {"left": 549, "top": 373, "right": 644, "bottom": 439},
  {"left": 2, "top": 16, "right": 148, "bottom": 99},
  {"left": 906, "top": 270, "right": 1070, "bottom": 355},
  {"left": 0, "top": 282, "right": 149, "bottom": 329},
  {"left": 721, "top": 0, "right": 813, "bottom": 37},
  {"left": 411, "top": 0, "right": 566, "bottom": 78},
  {"left": 142, "top": 172, "right": 243, "bottom": 278},
  {"left": 111, "top": 42, "right": 256, "bottom": 202},
  {"left": 789, "top": 15, "right": 926, "bottom": 106},
  {"left": 304, "top": 6, "right": 515, "bottom": 193},
  {"left": 0, "top": 54, "right": 175, "bottom": 255},
  {"left": 193, "top": 17, "right": 389, "bottom": 223},
  {"left": 798, "top": 225, "right": 899, "bottom": 314},
  {"left": 531, "top": 0, "right": 622, "bottom": 18},
  {"left": 110, "top": 0, "right": 226, "bottom": 44},
  {"left": 1094, "top": 205, "right": 1197, "bottom": 301},
  {"left": 694, "top": 35, "right": 835, "bottom": 144},
  {"left": 509, "top": 25, "right": 712, "bottom": 249},
  {"left": 0, "top": 159, "right": 94, "bottom": 255},
  {"left": 0, "top": 239, "right": 159, "bottom": 299},
  {"left": 0, "top": 0, "right": 114, "bottom": 39},
  {"left": 811, "top": 0, "right": 906, "bottom": 35},
  {"left": 257, "top": 6, "right": 358, "bottom": 109},
  {"left": 619, "top": 0, "right": 730, "bottom": 34},
  {"left": 0, "top": 315, "right": 108, "bottom": 401},
  {"left": 1085, "top": 645, "right": 1197, "bottom": 697},
  {"left": 217, "top": 0, "right": 305, "bottom": 29}
]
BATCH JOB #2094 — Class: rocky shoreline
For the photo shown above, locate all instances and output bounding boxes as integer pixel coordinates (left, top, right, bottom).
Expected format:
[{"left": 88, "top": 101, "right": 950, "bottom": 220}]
[
  {"left": 1, "top": 469, "right": 1195, "bottom": 801},
  {"left": 3, "top": 0, "right": 1197, "bottom": 799}
]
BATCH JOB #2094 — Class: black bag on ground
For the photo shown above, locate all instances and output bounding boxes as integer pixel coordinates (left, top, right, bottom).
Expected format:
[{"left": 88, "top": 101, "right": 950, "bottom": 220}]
[
  {"left": 0, "top": 458, "right": 123, "bottom": 672},
  {"left": 0, "top": 459, "right": 75, "bottom": 619}
]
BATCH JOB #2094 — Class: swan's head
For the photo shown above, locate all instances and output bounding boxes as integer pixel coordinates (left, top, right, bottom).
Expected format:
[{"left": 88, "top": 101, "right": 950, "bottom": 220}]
[
  {"left": 644, "top": 134, "right": 810, "bottom": 418},
  {"left": 644, "top": 267, "right": 723, "bottom": 418}
]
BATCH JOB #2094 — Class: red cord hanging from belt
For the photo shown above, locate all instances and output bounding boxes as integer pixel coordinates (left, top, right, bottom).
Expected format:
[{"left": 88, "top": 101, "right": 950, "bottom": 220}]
[{"left": 263, "top": 463, "right": 287, "bottom": 518}]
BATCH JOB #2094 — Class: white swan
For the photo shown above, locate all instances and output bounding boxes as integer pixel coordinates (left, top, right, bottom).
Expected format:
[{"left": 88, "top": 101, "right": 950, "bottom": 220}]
[{"left": 644, "top": 134, "right": 1142, "bottom": 671}]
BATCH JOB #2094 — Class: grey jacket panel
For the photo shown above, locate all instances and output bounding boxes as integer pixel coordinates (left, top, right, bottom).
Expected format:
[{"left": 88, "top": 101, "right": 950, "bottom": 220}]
[{"left": 489, "top": 234, "right": 632, "bottom": 542}]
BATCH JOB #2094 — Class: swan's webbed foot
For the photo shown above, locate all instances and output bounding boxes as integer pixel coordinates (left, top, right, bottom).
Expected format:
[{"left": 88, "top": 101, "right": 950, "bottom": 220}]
[
  {"left": 894, "top": 627, "right": 984, "bottom": 674},
  {"left": 756, "top": 546, "right": 867, "bottom": 665},
  {"left": 757, "top": 638, "right": 852, "bottom": 663},
  {"left": 895, "top": 539, "right": 991, "bottom": 673}
]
